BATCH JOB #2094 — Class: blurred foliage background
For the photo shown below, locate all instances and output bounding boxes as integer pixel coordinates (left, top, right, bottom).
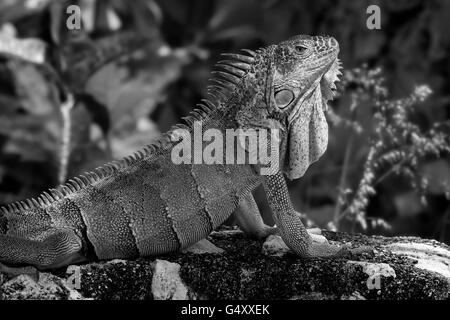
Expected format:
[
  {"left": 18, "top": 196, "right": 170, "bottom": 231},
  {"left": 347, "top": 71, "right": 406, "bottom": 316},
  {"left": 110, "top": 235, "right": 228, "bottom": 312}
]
[{"left": 0, "top": 0, "right": 449, "bottom": 243}]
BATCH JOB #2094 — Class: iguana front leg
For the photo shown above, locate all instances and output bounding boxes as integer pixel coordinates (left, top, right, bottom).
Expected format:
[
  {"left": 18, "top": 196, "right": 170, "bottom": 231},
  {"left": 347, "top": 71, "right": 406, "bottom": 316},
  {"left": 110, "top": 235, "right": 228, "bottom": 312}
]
[
  {"left": 185, "top": 193, "right": 276, "bottom": 253},
  {"left": 234, "top": 193, "right": 328, "bottom": 243},
  {"left": 263, "top": 172, "right": 344, "bottom": 258},
  {"left": 233, "top": 192, "right": 277, "bottom": 239}
]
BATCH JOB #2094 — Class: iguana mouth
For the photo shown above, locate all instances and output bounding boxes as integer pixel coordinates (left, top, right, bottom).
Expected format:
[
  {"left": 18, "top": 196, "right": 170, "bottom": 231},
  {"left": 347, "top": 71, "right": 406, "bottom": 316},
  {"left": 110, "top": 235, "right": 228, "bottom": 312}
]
[{"left": 320, "top": 58, "right": 342, "bottom": 101}]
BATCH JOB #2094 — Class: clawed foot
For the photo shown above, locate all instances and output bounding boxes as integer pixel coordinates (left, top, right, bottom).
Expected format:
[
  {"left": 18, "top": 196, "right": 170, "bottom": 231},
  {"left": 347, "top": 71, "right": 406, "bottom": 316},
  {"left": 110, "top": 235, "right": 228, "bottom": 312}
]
[
  {"left": 308, "top": 240, "right": 373, "bottom": 258},
  {"left": 305, "top": 228, "right": 373, "bottom": 258},
  {"left": 254, "top": 225, "right": 278, "bottom": 239},
  {"left": 307, "top": 227, "right": 327, "bottom": 242},
  {"left": 307, "top": 241, "right": 373, "bottom": 258},
  {"left": 263, "top": 227, "right": 373, "bottom": 258},
  {"left": 242, "top": 224, "right": 278, "bottom": 240},
  {"left": 260, "top": 226, "right": 319, "bottom": 240}
]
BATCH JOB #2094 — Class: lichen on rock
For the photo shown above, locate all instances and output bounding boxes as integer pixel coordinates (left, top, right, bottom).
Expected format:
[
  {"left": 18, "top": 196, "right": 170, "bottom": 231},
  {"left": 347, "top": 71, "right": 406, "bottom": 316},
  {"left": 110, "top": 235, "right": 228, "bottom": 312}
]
[{"left": 1, "top": 229, "right": 449, "bottom": 300}]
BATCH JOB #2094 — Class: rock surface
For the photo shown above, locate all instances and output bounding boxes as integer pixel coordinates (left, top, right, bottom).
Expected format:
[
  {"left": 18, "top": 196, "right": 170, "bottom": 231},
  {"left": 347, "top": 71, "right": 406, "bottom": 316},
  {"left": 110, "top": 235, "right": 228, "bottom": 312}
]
[{"left": 1, "top": 228, "right": 449, "bottom": 300}]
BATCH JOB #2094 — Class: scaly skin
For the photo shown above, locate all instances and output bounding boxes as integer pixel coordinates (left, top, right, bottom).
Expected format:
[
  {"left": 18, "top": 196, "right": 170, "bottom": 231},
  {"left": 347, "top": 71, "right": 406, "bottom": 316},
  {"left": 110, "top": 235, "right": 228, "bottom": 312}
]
[{"left": 0, "top": 34, "right": 356, "bottom": 271}]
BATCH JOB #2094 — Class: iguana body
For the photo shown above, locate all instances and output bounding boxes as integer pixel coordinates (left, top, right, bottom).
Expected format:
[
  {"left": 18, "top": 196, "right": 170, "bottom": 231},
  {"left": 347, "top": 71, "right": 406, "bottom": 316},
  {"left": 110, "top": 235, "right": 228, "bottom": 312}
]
[{"left": 0, "top": 35, "right": 347, "bottom": 270}]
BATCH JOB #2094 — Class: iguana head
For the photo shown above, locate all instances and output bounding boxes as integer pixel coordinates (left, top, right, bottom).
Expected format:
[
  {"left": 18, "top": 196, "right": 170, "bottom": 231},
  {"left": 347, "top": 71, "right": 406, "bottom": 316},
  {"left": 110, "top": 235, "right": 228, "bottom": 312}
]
[
  {"left": 271, "top": 35, "right": 342, "bottom": 179},
  {"left": 232, "top": 35, "right": 341, "bottom": 179}
]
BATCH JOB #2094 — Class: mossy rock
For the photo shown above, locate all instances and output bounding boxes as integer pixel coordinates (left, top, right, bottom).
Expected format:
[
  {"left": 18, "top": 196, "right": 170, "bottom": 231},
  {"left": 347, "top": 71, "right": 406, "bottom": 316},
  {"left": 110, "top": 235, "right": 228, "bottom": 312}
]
[{"left": 1, "top": 229, "right": 449, "bottom": 300}]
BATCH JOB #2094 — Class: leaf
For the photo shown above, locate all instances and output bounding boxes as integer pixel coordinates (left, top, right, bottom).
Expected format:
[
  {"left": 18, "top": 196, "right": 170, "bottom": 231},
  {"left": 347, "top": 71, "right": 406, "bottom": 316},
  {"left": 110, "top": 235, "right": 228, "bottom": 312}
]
[
  {"left": 0, "top": 61, "right": 60, "bottom": 162},
  {"left": 0, "top": 0, "right": 50, "bottom": 25},
  {"left": 420, "top": 160, "right": 450, "bottom": 195},
  {"left": 77, "top": 93, "right": 111, "bottom": 134},
  {"left": 0, "top": 24, "right": 47, "bottom": 64},
  {"left": 85, "top": 53, "right": 184, "bottom": 137}
]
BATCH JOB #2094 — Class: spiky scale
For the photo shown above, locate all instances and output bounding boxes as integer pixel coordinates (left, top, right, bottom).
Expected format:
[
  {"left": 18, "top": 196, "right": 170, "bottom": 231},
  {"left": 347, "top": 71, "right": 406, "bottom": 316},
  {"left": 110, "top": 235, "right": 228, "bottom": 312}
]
[
  {"left": 78, "top": 176, "right": 90, "bottom": 185},
  {"left": 201, "top": 99, "right": 216, "bottom": 110},
  {"left": 65, "top": 182, "right": 76, "bottom": 193},
  {"left": 42, "top": 192, "right": 54, "bottom": 203},
  {"left": 241, "top": 48, "right": 256, "bottom": 57},
  {"left": 123, "top": 156, "right": 134, "bottom": 166},
  {"left": 196, "top": 103, "right": 212, "bottom": 113},
  {"left": 207, "top": 92, "right": 223, "bottom": 103},
  {"left": 87, "top": 172, "right": 99, "bottom": 182},
  {"left": 31, "top": 199, "right": 40, "bottom": 207},
  {"left": 220, "top": 53, "right": 254, "bottom": 64},
  {"left": 209, "top": 78, "right": 235, "bottom": 90},
  {"left": 217, "top": 60, "right": 251, "bottom": 71},
  {"left": 24, "top": 199, "right": 33, "bottom": 208},
  {"left": 208, "top": 84, "right": 230, "bottom": 93},
  {"left": 216, "top": 63, "right": 246, "bottom": 77},
  {"left": 17, "top": 202, "right": 25, "bottom": 211},
  {"left": 191, "top": 108, "right": 207, "bottom": 118},
  {"left": 182, "top": 116, "right": 195, "bottom": 126},
  {"left": 207, "top": 90, "right": 221, "bottom": 101},
  {"left": 102, "top": 165, "right": 112, "bottom": 175},
  {"left": 59, "top": 186, "right": 69, "bottom": 196},
  {"left": 49, "top": 189, "right": 60, "bottom": 200},
  {"left": 211, "top": 70, "right": 241, "bottom": 84},
  {"left": 73, "top": 177, "right": 86, "bottom": 188}
]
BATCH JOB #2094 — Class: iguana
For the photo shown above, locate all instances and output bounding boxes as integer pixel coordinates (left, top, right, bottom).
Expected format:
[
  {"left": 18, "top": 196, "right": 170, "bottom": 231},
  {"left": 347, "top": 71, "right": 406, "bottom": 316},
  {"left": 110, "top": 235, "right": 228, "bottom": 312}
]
[{"left": 0, "top": 34, "right": 359, "bottom": 271}]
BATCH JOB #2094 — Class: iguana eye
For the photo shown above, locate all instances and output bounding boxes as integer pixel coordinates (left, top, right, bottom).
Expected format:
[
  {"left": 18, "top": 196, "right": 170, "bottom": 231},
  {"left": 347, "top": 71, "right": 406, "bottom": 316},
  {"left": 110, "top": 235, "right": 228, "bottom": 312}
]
[
  {"left": 274, "top": 89, "right": 295, "bottom": 109},
  {"left": 295, "top": 45, "right": 307, "bottom": 54}
]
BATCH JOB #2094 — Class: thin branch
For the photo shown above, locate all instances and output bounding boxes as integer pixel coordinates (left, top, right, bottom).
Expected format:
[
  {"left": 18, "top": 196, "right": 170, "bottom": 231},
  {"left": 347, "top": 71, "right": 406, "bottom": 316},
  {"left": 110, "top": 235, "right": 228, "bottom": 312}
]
[{"left": 58, "top": 94, "right": 75, "bottom": 184}]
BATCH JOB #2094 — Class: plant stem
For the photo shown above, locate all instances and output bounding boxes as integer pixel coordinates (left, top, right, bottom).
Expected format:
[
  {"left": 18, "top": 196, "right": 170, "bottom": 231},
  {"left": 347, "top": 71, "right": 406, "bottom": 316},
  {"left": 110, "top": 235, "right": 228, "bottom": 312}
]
[
  {"left": 58, "top": 94, "right": 74, "bottom": 184},
  {"left": 333, "top": 134, "right": 353, "bottom": 229},
  {"left": 332, "top": 95, "right": 359, "bottom": 229}
]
